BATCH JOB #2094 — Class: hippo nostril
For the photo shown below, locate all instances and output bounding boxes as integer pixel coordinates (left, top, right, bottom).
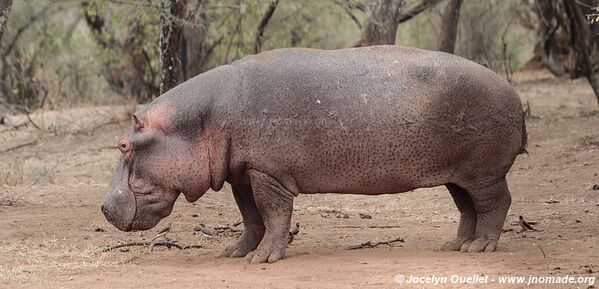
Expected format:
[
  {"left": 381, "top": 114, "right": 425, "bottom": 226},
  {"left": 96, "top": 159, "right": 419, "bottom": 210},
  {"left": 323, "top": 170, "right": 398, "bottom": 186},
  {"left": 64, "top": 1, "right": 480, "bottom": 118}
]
[{"left": 118, "top": 138, "right": 132, "bottom": 154}]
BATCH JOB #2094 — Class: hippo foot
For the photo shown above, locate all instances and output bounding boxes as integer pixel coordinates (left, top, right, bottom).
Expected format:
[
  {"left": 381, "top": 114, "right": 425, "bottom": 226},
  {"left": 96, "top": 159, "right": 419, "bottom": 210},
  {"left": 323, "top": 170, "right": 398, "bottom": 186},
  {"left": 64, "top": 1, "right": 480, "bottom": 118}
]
[
  {"left": 441, "top": 237, "right": 473, "bottom": 251},
  {"left": 219, "top": 228, "right": 264, "bottom": 258},
  {"left": 460, "top": 237, "right": 498, "bottom": 253},
  {"left": 244, "top": 233, "right": 289, "bottom": 264}
]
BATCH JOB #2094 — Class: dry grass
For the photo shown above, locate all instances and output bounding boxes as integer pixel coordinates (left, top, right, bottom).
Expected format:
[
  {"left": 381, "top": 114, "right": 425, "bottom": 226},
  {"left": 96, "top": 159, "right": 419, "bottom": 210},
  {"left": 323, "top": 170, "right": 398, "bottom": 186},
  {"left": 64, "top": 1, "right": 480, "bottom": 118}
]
[
  {"left": 0, "top": 188, "right": 20, "bottom": 206},
  {"left": 0, "top": 236, "right": 123, "bottom": 284},
  {"left": 577, "top": 135, "right": 599, "bottom": 150},
  {"left": 1, "top": 159, "right": 24, "bottom": 187},
  {"left": 0, "top": 161, "right": 57, "bottom": 188}
]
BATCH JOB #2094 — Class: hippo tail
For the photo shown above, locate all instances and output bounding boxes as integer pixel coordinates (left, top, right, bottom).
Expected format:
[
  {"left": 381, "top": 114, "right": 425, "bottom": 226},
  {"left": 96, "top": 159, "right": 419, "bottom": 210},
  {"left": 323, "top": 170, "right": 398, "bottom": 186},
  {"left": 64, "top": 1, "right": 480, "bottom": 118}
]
[{"left": 519, "top": 110, "right": 528, "bottom": 155}]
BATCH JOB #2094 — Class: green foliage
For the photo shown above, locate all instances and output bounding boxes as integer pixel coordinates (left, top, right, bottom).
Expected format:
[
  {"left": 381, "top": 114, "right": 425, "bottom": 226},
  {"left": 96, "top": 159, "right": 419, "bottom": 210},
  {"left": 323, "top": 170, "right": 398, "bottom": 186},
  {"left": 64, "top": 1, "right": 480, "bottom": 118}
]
[
  {"left": 396, "top": 0, "right": 534, "bottom": 72},
  {"left": 0, "top": 0, "right": 535, "bottom": 110}
]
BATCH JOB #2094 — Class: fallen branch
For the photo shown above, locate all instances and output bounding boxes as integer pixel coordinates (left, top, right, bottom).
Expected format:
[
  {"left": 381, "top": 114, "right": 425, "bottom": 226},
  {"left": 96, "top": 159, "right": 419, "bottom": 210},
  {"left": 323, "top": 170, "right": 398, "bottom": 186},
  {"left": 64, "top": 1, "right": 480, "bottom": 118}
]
[
  {"left": 346, "top": 236, "right": 404, "bottom": 250},
  {"left": 214, "top": 220, "right": 243, "bottom": 232},
  {"left": 25, "top": 114, "right": 43, "bottom": 131},
  {"left": 537, "top": 244, "right": 546, "bottom": 258},
  {"left": 100, "top": 241, "right": 203, "bottom": 253},
  {"left": 118, "top": 255, "right": 139, "bottom": 264},
  {"left": 339, "top": 225, "right": 402, "bottom": 229},
  {"left": 88, "top": 119, "right": 124, "bottom": 135},
  {"left": 0, "top": 138, "right": 38, "bottom": 153}
]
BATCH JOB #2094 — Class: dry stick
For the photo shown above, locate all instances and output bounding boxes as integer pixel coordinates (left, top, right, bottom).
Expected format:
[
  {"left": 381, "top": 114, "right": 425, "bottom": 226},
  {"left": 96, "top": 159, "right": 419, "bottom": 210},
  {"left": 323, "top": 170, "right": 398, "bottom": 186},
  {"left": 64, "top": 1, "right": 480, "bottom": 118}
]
[
  {"left": 25, "top": 114, "right": 43, "bottom": 131},
  {"left": 100, "top": 241, "right": 203, "bottom": 253},
  {"left": 88, "top": 119, "right": 123, "bottom": 135},
  {"left": 214, "top": 220, "right": 243, "bottom": 229},
  {"left": 346, "top": 236, "right": 405, "bottom": 250},
  {"left": 0, "top": 138, "right": 37, "bottom": 153},
  {"left": 537, "top": 244, "right": 546, "bottom": 258},
  {"left": 213, "top": 221, "right": 243, "bottom": 233},
  {"left": 119, "top": 255, "right": 140, "bottom": 265},
  {"left": 339, "top": 225, "right": 403, "bottom": 229}
]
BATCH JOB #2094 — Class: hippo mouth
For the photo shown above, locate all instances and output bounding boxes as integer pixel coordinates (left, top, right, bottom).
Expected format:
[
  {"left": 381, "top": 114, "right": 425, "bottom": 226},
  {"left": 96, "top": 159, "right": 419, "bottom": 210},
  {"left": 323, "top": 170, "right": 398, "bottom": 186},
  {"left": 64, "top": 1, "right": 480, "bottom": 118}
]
[{"left": 102, "top": 156, "right": 138, "bottom": 231}]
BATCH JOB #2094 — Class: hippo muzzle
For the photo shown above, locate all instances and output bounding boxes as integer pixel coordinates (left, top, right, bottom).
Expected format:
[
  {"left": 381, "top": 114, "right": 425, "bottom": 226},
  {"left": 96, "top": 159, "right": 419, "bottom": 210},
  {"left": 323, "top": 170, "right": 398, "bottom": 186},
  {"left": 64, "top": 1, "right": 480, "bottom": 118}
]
[{"left": 102, "top": 158, "right": 137, "bottom": 231}]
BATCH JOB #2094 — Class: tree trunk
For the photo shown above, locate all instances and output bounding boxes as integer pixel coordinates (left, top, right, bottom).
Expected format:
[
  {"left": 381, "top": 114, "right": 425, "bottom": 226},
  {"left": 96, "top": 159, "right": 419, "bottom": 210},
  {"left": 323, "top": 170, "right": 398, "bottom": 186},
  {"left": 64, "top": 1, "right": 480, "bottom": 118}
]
[
  {"left": 254, "top": 0, "right": 279, "bottom": 54},
  {"left": 437, "top": 0, "right": 463, "bottom": 53},
  {"left": 0, "top": 0, "right": 12, "bottom": 42},
  {"left": 530, "top": 0, "right": 569, "bottom": 76},
  {"left": 180, "top": 0, "right": 209, "bottom": 80},
  {"left": 563, "top": 0, "right": 599, "bottom": 106},
  {"left": 0, "top": 0, "right": 13, "bottom": 105},
  {"left": 160, "top": 0, "right": 186, "bottom": 95},
  {"left": 357, "top": 0, "right": 404, "bottom": 46}
]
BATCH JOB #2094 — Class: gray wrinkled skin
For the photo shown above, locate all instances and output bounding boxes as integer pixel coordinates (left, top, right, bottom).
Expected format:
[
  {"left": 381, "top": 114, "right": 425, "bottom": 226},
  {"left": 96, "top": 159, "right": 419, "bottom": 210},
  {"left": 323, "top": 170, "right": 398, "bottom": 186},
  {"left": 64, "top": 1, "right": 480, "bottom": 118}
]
[{"left": 102, "top": 46, "right": 527, "bottom": 263}]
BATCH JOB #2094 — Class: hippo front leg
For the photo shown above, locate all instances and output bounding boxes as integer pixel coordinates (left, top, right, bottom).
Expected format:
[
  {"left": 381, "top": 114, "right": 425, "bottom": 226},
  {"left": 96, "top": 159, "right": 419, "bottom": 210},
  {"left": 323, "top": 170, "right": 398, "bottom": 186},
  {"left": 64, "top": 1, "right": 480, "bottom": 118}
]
[
  {"left": 220, "top": 184, "right": 265, "bottom": 258},
  {"left": 244, "top": 170, "right": 294, "bottom": 264}
]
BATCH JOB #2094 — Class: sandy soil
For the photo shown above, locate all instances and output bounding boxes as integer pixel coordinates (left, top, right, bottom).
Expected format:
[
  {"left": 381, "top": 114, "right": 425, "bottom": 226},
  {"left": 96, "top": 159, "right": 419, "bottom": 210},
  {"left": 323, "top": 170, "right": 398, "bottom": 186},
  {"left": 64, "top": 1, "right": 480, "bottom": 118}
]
[{"left": 0, "top": 70, "right": 598, "bottom": 289}]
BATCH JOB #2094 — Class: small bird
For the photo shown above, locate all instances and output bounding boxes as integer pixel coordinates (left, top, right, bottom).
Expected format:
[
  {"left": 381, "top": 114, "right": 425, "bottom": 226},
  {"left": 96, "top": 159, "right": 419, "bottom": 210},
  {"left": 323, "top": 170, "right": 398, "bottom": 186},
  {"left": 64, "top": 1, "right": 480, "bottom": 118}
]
[
  {"left": 195, "top": 223, "right": 215, "bottom": 237},
  {"left": 288, "top": 222, "right": 301, "bottom": 244},
  {"left": 290, "top": 222, "right": 300, "bottom": 235},
  {"left": 152, "top": 222, "right": 172, "bottom": 241},
  {"left": 518, "top": 216, "right": 536, "bottom": 231}
]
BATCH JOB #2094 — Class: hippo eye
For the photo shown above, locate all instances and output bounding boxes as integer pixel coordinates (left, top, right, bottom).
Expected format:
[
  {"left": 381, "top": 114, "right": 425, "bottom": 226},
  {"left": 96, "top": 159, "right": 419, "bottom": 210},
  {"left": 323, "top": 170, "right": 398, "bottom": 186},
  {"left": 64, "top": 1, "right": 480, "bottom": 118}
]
[{"left": 135, "top": 121, "right": 143, "bottom": 132}]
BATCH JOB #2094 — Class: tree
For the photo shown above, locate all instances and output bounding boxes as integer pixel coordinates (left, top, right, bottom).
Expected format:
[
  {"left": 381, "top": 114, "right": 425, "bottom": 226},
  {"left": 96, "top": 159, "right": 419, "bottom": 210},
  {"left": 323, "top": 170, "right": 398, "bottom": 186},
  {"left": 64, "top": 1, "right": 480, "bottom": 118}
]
[
  {"left": 159, "top": 0, "right": 187, "bottom": 94},
  {"left": 563, "top": 0, "right": 599, "bottom": 105},
  {"left": 254, "top": 0, "right": 279, "bottom": 54},
  {"left": 357, "top": 0, "right": 404, "bottom": 46},
  {"left": 355, "top": 0, "right": 443, "bottom": 47},
  {"left": 82, "top": 1, "right": 160, "bottom": 103},
  {"left": 437, "top": 0, "right": 463, "bottom": 53},
  {"left": 180, "top": 1, "right": 216, "bottom": 80},
  {"left": 530, "top": 0, "right": 569, "bottom": 75},
  {"left": 0, "top": 0, "right": 11, "bottom": 41}
]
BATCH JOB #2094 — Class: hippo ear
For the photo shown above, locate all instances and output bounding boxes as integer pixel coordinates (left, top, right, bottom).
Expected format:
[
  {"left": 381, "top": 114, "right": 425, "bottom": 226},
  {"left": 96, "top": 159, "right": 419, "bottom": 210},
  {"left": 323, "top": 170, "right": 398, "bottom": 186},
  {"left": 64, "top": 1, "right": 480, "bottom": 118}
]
[{"left": 132, "top": 114, "right": 144, "bottom": 131}]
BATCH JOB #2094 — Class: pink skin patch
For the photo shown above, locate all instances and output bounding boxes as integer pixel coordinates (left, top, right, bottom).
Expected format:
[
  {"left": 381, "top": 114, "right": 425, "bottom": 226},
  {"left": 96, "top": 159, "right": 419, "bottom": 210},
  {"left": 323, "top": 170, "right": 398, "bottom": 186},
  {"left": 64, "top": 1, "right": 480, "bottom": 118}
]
[{"left": 141, "top": 103, "right": 175, "bottom": 133}]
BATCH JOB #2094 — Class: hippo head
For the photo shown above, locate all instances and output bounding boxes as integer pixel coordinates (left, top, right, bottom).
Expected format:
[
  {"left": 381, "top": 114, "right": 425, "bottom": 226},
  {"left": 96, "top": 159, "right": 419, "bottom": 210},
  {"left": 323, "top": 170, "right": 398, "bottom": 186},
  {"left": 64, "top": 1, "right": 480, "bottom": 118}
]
[{"left": 102, "top": 103, "right": 212, "bottom": 231}]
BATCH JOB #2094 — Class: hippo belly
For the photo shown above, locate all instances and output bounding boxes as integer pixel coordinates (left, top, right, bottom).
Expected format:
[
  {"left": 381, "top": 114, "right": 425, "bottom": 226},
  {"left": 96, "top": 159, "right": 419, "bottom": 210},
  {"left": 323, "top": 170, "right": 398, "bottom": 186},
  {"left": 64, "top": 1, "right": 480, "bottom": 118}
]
[{"left": 228, "top": 46, "right": 524, "bottom": 196}]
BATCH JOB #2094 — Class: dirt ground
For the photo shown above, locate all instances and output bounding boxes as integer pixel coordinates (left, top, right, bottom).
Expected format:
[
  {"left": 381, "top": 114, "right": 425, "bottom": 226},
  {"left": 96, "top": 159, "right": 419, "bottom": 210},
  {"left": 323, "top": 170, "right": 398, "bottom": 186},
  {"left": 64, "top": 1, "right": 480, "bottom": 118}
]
[{"left": 1, "top": 69, "right": 598, "bottom": 288}]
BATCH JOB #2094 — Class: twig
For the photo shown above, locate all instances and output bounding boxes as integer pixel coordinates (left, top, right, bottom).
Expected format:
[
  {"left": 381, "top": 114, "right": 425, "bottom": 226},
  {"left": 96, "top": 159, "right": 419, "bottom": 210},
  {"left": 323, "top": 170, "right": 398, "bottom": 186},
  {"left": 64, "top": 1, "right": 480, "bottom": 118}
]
[
  {"left": 338, "top": 225, "right": 403, "bottom": 229},
  {"left": 1, "top": 5, "right": 54, "bottom": 60},
  {"left": 119, "top": 255, "right": 139, "bottom": 264},
  {"left": 346, "top": 236, "right": 404, "bottom": 250},
  {"left": 88, "top": 119, "right": 124, "bottom": 135},
  {"left": 333, "top": 0, "right": 363, "bottom": 29},
  {"left": 25, "top": 114, "right": 43, "bottom": 131},
  {"left": 214, "top": 220, "right": 243, "bottom": 232},
  {"left": 537, "top": 244, "right": 546, "bottom": 258},
  {"left": 0, "top": 138, "right": 38, "bottom": 153},
  {"left": 100, "top": 241, "right": 203, "bottom": 253},
  {"left": 397, "top": 0, "right": 443, "bottom": 24}
]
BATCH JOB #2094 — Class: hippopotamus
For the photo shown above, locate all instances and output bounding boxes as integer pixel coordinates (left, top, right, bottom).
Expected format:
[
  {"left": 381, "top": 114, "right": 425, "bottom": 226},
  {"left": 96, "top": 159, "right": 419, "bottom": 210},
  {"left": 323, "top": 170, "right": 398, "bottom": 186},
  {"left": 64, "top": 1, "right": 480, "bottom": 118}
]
[{"left": 102, "top": 46, "right": 526, "bottom": 263}]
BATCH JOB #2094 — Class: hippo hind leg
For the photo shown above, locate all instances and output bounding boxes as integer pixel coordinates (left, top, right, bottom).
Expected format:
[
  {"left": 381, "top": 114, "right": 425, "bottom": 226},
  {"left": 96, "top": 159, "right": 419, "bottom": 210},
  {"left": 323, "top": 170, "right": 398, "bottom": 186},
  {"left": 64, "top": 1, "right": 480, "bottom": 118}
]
[
  {"left": 219, "top": 184, "right": 265, "bottom": 258},
  {"left": 461, "top": 178, "right": 511, "bottom": 253},
  {"left": 441, "top": 183, "right": 477, "bottom": 251}
]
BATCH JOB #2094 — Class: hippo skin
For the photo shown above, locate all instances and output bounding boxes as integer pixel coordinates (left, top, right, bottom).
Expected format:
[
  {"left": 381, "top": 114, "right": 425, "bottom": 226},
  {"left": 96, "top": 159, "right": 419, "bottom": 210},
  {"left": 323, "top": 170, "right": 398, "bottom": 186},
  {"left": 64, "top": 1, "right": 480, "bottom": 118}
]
[{"left": 102, "top": 46, "right": 527, "bottom": 264}]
